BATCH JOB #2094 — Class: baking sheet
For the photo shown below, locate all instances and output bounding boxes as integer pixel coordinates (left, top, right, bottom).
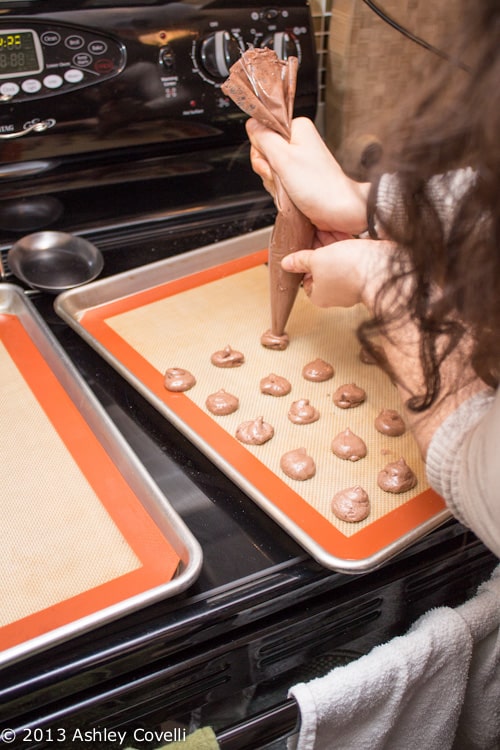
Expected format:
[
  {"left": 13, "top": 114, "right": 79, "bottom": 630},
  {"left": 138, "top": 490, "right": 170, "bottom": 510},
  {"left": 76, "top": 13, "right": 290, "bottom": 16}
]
[
  {"left": 0, "top": 284, "right": 202, "bottom": 669},
  {"left": 55, "top": 228, "right": 450, "bottom": 572}
]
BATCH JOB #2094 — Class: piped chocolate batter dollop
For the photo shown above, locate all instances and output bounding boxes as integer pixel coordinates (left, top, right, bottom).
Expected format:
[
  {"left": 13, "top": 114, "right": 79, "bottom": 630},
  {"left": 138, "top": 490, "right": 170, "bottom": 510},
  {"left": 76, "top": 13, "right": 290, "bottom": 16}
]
[
  {"left": 332, "top": 383, "right": 366, "bottom": 409},
  {"left": 375, "top": 409, "right": 406, "bottom": 436},
  {"left": 260, "top": 329, "right": 290, "bottom": 351},
  {"left": 377, "top": 458, "right": 417, "bottom": 493},
  {"left": 206, "top": 389, "right": 239, "bottom": 416},
  {"left": 164, "top": 367, "right": 196, "bottom": 392},
  {"left": 235, "top": 416, "right": 274, "bottom": 445},
  {"left": 210, "top": 345, "right": 245, "bottom": 368},
  {"left": 331, "top": 486, "right": 370, "bottom": 523},
  {"left": 280, "top": 448, "right": 316, "bottom": 480},
  {"left": 260, "top": 373, "right": 292, "bottom": 397},
  {"left": 288, "top": 399, "right": 320, "bottom": 424},
  {"left": 302, "top": 358, "right": 334, "bottom": 382},
  {"left": 331, "top": 428, "right": 367, "bottom": 461}
]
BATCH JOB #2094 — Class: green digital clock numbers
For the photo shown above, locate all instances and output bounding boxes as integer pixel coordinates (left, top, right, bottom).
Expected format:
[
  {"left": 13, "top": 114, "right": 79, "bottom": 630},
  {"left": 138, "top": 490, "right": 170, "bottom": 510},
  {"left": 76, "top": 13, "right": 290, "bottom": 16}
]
[{"left": 0, "top": 30, "right": 43, "bottom": 78}]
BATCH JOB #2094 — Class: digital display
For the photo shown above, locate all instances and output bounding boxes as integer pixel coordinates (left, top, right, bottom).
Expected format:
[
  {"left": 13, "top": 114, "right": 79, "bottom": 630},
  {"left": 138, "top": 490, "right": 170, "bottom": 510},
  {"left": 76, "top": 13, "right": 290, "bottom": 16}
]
[{"left": 0, "top": 30, "right": 43, "bottom": 78}]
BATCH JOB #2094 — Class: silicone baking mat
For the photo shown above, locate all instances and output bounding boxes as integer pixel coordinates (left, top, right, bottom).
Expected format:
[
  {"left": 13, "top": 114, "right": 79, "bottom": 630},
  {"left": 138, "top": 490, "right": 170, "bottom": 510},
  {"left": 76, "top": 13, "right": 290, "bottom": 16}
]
[
  {"left": 0, "top": 286, "right": 201, "bottom": 667},
  {"left": 57, "top": 236, "right": 449, "bottom": 572}
]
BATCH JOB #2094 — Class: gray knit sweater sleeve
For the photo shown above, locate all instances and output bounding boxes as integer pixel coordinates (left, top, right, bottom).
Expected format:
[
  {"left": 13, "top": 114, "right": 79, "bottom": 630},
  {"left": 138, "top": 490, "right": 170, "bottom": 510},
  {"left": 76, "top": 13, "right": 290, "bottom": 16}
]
[
  {"left": 426, "top": 389, "right": 500, "bottom": 557},
  {"left": 374, "top": 167, "right": 476, "bottom": 239}
]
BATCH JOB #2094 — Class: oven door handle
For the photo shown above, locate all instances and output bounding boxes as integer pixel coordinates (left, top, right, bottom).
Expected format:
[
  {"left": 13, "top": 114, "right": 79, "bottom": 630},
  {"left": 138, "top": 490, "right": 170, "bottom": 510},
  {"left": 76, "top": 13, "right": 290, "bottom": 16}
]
[{"left": 216, "top": 697, "right": 299, "bottom": 749}]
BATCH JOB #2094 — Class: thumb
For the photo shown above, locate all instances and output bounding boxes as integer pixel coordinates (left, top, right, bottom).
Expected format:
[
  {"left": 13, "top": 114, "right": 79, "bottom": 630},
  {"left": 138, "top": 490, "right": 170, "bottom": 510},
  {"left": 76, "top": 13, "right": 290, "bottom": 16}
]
[{"left": 281, "top": 249, "right": 314, "bottom": 274}]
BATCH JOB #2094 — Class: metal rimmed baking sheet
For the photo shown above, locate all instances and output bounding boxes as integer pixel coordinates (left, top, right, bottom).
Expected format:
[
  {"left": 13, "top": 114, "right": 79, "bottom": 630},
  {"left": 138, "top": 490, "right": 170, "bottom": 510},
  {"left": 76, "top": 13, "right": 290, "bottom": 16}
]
[
  {"left": 55, "top": 227, "right": 450, "bottom": 573},
  {"left": 0, "top": 284, "right": 202, "bottom": 669}
]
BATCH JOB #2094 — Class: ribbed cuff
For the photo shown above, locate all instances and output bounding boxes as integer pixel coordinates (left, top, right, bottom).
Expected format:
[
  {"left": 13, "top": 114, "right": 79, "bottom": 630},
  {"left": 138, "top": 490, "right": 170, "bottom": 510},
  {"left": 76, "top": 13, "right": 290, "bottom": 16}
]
[{"left": 426, "top": 390, "right": 494, "bottom": 524}]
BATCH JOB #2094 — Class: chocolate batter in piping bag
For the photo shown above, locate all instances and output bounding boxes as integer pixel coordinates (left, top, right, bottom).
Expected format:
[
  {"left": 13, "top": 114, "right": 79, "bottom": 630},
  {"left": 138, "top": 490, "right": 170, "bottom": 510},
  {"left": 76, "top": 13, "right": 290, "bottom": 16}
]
[{"left": 221, "top": 48, "right": 315, "bottom": 349}]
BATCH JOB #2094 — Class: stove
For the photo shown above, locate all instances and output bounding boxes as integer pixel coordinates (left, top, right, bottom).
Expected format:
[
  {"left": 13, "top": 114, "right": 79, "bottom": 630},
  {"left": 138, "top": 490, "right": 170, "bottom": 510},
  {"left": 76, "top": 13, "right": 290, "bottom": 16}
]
[{"left": 0, "top": 2, "right": 496, "bottom": 748}]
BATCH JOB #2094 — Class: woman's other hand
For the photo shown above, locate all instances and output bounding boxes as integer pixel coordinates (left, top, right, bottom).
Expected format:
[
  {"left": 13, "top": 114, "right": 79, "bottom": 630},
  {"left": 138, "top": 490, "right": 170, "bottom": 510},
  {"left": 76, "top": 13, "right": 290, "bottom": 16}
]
[
  {"left": 282, "top": 237, "right": 392, "bottom": 310},
  {"left": 246, "top": 116, "right": 371, "bottom": 236}
]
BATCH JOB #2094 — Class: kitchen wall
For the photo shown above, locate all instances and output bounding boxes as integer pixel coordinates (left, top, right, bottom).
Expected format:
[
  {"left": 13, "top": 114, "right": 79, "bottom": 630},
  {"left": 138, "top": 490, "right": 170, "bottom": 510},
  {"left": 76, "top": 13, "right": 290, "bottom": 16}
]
[{"left": 316, "top": 0, "right": 463, "bottom": 177}]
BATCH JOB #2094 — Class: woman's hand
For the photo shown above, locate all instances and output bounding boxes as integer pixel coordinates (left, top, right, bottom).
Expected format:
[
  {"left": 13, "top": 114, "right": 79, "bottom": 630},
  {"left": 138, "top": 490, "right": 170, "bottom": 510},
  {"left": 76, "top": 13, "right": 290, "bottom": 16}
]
[
  {"left": 246, "top": 116, "right": 370, "bottom": 236},
  {"left": 282, "top": 237, "right": 392, "bottom": 310}
]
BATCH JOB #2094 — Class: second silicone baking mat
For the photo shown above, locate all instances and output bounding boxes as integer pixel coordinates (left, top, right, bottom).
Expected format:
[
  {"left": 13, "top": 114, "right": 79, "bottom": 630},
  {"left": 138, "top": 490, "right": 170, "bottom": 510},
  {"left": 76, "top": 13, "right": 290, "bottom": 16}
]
[{"left": 1, "top": 285, "right": 201, "bottom": 667}]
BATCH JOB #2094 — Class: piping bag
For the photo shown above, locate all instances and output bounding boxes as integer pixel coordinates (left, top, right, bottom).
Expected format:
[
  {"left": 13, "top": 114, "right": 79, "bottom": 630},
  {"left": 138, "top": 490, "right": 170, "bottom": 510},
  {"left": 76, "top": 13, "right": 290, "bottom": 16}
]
[{"left": 221, "top": 48, "right": 315, "bottom": 350}]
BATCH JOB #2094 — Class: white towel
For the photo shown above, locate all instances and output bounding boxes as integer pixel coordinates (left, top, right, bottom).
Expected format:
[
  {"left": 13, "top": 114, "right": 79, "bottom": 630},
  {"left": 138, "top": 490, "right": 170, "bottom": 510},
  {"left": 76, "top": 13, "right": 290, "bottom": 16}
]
[
  {"left": 288, "top": 607, "right": 472, "bottom": 750},
  {"left": 453, "top": 565, "right": 500, "bottom": 750},
  {"left": 289, "top": 564, "right": 500, "bottom": 750}
]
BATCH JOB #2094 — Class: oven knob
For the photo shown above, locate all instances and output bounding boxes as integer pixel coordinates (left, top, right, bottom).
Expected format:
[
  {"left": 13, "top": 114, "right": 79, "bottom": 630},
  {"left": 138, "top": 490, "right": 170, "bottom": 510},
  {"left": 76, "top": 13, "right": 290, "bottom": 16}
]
[
  {"left": 199, "top": 31, "right": 242, "bottom": 80},
  {"left": 261, "top": 31, "right": 300, "bottom": 62}
]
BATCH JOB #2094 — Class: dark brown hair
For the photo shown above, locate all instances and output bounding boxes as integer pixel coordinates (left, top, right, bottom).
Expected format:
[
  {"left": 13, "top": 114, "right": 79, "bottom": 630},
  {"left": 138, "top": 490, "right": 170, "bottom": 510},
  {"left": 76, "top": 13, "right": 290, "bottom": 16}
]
[{"left": 360, "top": 0, "right": 500, "bottom": 411}]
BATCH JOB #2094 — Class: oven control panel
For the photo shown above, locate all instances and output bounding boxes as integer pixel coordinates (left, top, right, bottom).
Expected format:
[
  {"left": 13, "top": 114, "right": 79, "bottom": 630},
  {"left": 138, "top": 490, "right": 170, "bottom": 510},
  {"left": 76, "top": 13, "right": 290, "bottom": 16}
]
[
  {"left": 0, "top": 23, "right": 126, "bottom": 102},
  {"left": 0, "top": 1, "right": 317, "bottom": 160}
]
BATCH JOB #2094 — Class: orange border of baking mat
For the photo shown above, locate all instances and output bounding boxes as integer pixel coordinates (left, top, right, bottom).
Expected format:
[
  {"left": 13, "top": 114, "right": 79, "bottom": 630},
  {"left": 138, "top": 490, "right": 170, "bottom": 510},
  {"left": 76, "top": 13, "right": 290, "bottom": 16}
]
[
  {"left": 81, "top": 250, "right": 446, "bottom": 562},
  {"left": 0, "top": 314, "right": 180, "bottom": 652}
]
